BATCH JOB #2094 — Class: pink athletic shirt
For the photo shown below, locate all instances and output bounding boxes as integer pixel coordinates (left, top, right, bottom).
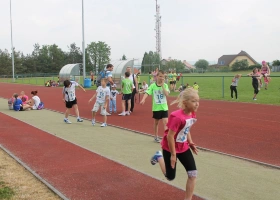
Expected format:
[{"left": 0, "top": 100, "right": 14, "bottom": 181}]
[{"left": 161, "top": 109, "right": 197, "bottom": 153}]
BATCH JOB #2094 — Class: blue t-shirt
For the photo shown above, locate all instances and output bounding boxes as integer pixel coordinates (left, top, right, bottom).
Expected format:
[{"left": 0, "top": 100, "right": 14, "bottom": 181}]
[
  {"left": 13, "top": 98, "right": 22, "bottom": 111},
  {"left": 105, "top": 71, "right": 113, "bottom": 87}
]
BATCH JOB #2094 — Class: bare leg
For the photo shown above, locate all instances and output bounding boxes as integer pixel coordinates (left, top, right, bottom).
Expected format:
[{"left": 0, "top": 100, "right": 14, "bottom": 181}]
[
  {"left": 162, "top": 118, "right": 168, "bottom": 131},
  {"left": 122, "top": 100, "right": 125, "bottom": 112},
  {"left": 73, "top": 104, "right": 80, "bottom": 118},
  {"left": 154, "top": 119, "right": 160, "bottom": 137},
  {"left": 104, "top": 113, "right": 107, "bottom": 123},
  {"left": 185, "top": 177, "right": 196, "bottom": 200},
  {"left": 65, "top": 108, "right": 70, "bottom": 118},
  {"left": 127, "top": 100, "right": 131, "bottom": 113},
  {"left": 92, "top": 111, "right": 96, "bottom": 120}
]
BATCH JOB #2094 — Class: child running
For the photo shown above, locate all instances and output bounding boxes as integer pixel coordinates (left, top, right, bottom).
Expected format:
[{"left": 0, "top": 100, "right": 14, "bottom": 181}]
[
  {"left": 230, "top": 74, "right": 242, "bottom": 100},
  {"left": 150, "top": 88, "right": 199, "bottom": 200},
  {"left": 119, "top": 72, "right": 133, "bottom": 116},
  {"left": 109, "top": 84, "right": 119, "bottom": 113},
  {"left": 88, "top": 78, "right": 110, "bottom": 127},
  {"left": 247, "top": 68, "right": 262, "bottom": 100},
  {"left": 62, "top": 80, "right": 86, "bottom": 124},
  {"left": 140, "top": 70, "right": 170, "bottom": 143}
]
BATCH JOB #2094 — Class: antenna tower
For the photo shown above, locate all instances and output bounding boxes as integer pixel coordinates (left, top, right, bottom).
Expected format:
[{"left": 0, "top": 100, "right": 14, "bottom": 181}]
[{"left": 155, "top": 0, "right": 162, "bottom": 59}]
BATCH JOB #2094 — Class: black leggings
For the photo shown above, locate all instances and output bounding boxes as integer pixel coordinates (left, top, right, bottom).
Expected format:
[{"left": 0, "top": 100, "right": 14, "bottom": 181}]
[
  {"left": 252, "top": 82, "right": 259, "bottom": 94},
  {"left": 230, "top": 85, "right": 237, "bottom": 99},
  {"left": 125, "top": 88, "right": 136, "bottom": 112},
  {"left": 163, "top": 149, "right": 196, "bottom": 181}
]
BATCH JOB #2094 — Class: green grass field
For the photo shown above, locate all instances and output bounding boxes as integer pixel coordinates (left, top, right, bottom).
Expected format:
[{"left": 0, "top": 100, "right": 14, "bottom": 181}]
[{"left": 1, "top": 72, "right": 279, "bottom": 105}]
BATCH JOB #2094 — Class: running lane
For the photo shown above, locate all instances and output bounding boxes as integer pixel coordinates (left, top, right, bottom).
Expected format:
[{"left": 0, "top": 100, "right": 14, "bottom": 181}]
[
  {"left": 0, "top": 112, "right": 202, "bottom": 200},
  {"left": 1, "top": 83, "right": 279, "bottom": 166}
]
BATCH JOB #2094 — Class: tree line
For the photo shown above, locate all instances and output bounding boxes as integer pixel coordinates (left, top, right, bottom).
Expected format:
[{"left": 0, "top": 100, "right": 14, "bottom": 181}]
[{"left": 0, "top": 41, "right": 111, "bottom": 75}]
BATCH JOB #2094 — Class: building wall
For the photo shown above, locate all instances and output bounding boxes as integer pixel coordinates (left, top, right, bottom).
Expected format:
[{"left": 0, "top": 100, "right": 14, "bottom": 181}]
[{"left": 229, "top": 56, "right": 256, "bottom": 67}]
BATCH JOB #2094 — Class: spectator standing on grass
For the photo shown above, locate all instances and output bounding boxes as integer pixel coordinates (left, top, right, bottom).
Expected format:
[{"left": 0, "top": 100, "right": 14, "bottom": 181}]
[
  {"left": 168, "top": 71, "right": 174, "bottom": 91},
  {"left": 247, "top": 68, "right": 262, "bottom": 101},
  {"left": 90, "top": 71, "right": 94, "bottom": 86},
  {"left": 109, "top": 84, "right": 119, "bottom": 113},
  {"left": 173, "top": 71, "right": 177, "bottom": 91},
  {"left": 88, "top": 78, "right": 110, "bottom": 127},
  {"left": 230, "top": 74, "right": 242, "bottom": 100},
  {"left": 62, "top": 80, "right": 86, "bottom": 124},
  {"left": 193, "top": 82, "right": 199, "bottom": 91},
  {"left": 140, "top": 70, "right": 170, "bottom": 143},
  {"left": 125, "top": 67, "right": 138, "bottom": 114},
  {"left": 119, "top": 72, "right": 133, "bottom": 116},
  {"left": 150, "top": 88, "right": 199, "bottom": 200}
]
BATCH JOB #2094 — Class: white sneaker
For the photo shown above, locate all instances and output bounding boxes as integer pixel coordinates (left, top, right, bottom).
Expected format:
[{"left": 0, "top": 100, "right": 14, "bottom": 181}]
[
  {"left": 101, "top": 112, "right": 111, "bottom": 116},
  {"left": 118, "top": 112, "right": 126, "bottom": 116},
  {"left": 126, "top": 111, "right": 130, "bottom": 116},
  {"left": 101, "top": 123, "right": 107, "bottom": 127},
  {"left": 64, "top": 119, "right": 72, "bottom": 124}
]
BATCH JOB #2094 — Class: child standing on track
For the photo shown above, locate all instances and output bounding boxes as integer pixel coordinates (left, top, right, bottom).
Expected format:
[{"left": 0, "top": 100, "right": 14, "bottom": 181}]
[
  {"left": 140, "top": 70, "right": 170, "bottom": 143},
  {"left": 89, "top": 78, "right": 110, "bottom": 127},
  {"left": 109, "top": 84, "right": 119, "bottom": 113},
  {"left": 119, "top": 72, "right": 133, "bottom": 116},
  {"left": 230, "top": 74, "right": 242, "bottom": 99},
  {"left": 150, "top": 88, "right": 199, "bottom": 200},
  {"left": 63, "top": 80, "right": 86, "bottom": 124}
]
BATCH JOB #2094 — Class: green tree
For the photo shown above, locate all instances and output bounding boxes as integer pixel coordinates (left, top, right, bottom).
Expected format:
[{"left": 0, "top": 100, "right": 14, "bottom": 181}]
[
  {"left": 87, "top": 41, "right": 111, "bottom": 73},
  {"left": 66, "top": 43, "right": 82, "bottom": 64},
  {"left": 122, "top": 54, "right": 127, "bottom": 60},
  {"left": 194, "top": 59, "right": 209, "bottom": 70},
  {"left": 0, "top": 49, "right": 11, "bottom": 75},
  {"left": 141, "top": 51, "right": 160, "bottom": 73},
  {"left": 231, "top": 60, "right": 249, "bottom": 71},
  {"left": 272, "top": 60, "right": 280, "bottom": 66}
]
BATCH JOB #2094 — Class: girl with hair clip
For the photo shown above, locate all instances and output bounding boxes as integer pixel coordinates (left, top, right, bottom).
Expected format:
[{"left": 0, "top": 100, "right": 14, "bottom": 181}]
[
  {"left": 151, "top": 88, "right": 199, "bottom": 200},
  {"left": 230, "top": 74, "right": 242, "bottom": 100},
  {"left": 247, "top": 68, "right": 262, "bottom": 100}
]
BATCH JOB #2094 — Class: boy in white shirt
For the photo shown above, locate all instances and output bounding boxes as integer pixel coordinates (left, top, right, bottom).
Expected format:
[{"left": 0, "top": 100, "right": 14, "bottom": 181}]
[
  {"left": 63, "top": 80, "right": 86, "bottom": 124},
  {"left": 109, "top": 84, "right": 119, "bottom": 113},
  {"left": 88, "top": 78, "right": 110, "bottom": 127}
]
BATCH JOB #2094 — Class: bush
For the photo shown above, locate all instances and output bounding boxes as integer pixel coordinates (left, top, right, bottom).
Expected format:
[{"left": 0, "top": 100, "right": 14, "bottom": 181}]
[
  {"left": 231, "top": 60, "right": 249, "bottom": 71},
  {"left": 248, "top": 64, "right": 262, "bottom": 70}
]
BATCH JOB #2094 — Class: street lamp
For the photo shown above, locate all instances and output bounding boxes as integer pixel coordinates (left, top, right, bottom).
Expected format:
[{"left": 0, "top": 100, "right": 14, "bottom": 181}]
[
  {"left": 82, "top": 0, "right": 86, "bottom": 84},
  {"left": 10, "top": 0, "right": 15, "bottom": 82}
]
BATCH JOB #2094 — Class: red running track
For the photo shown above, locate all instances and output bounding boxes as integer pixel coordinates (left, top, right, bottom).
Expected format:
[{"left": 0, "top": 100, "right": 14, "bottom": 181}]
[
  {"left": 1, "top": 83, "right": 280, "bottom": 166},
  {"left": 0, "top": 112, "right": 203, "bottom": 200}
]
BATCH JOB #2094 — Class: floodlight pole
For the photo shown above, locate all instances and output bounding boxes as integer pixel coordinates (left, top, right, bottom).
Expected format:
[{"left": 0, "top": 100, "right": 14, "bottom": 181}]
[
  {"left": 10, "top": 0, "right": 15, "bottom": 82},
  {"left": 82, "top": 0, "right": 86, "bottom": 83}
]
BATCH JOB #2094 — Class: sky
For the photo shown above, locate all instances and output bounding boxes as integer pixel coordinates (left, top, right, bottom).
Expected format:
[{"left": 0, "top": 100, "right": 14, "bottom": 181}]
[{"left": 1, "top": 0, "right": 280, "bottom": 63}]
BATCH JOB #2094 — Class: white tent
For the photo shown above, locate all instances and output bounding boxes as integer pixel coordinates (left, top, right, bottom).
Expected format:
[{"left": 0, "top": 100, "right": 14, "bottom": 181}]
[{"left": 59, "top": 63, "right": 82, "bottom": 85}]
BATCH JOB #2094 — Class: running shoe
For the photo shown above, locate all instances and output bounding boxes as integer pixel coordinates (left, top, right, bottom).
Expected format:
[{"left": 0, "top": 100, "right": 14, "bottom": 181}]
[
  {"left": 100, "top": 123, "right": 107, "bottom": 127},
  {"left": 154, "top": 137, "right": 161, "bottom": 143},
  {"left": 64, "top": 119, "right": 72, "bottom": 124},
  {"left": 118, "top": 112, "right": 126, "bottom": 116},
  {"left": 150, "top": 151, "right": 163, "bottom": 165},
  {"left": 253, "top": 98, "right": 257, "bottom": 101},
  {"left": 126, "top": 111, "right": 130, "bottom": 116},
  {"left": 77, "top": 118, "right": 83, "bottom": 122},
  {"left": 92, "top": 120, "right": 95, "bottom": 126}
]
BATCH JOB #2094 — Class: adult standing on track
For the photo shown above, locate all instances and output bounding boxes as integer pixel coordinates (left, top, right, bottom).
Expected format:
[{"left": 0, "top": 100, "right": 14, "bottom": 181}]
[
  {"left": 261, "top": 61, "right": 271, "bottom": 90},
  {"left": 248, "top": 68, "right": 261, "bottom": 101},
  {"left": 125, "top": 66, "right": 138, "bottom": 114},
  {"left": 230, "top": 74, "right": 242, "bottom": 100}
]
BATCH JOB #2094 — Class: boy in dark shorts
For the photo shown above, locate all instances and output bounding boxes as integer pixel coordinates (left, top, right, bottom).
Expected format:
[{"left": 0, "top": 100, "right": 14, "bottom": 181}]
[
  {"left": 62, "top": 80, "right": 86, "bottom": 124},
  {"left": 140, "top": 70, "right": 170, "bottom": 142},
  {"left": 119, "top": 72, "right": 133, "bottom": 116}
]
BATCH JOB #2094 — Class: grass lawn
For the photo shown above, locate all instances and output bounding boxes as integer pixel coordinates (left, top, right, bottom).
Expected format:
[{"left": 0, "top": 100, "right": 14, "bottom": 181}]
[
  {"left": 0, "top": 181, "right": 14, "bottom": 199},
  {"left": 1, "top": 72, "right": 279, "bottom": 105}
]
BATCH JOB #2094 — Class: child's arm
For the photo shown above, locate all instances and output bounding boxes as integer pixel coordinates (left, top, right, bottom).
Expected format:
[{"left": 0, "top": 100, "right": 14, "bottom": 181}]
[
  {"left": 167, "top": 129, "right": 177, "bottom": 169},
  {"left": 162, "top": 84, "right": 169, "bottom": 97},
  {"left": 88, "top": 93, "right": 97, "bottom": 103},
  {"left": 78, "top": 84, "right": 86, "bottom": 92},
  {"left": 187, "top": 132, "right": 198, "bottom": 155},
  {"left": 140, "top": 93, "right": 148, "bottom": 104}
]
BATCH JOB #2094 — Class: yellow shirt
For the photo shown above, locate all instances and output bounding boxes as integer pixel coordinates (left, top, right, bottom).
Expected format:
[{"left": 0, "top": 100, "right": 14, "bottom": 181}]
[
  {"left": 173, "top": 73, "right": 177, "bottom": 81},
  {"left": 193, "top": 84, "right": 199, "bottom": 90}
]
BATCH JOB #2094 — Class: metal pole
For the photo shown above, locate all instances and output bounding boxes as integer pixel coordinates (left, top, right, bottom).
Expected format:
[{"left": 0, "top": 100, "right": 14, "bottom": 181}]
[
  {"left": 10, "top": 0, "right": 15, "bottom": 82},
  {"left": 222, "top": 76, "right": 224, "bottom": 98},
  {"left": 82, "top": 0, "right": 86, "bottom": 85}
]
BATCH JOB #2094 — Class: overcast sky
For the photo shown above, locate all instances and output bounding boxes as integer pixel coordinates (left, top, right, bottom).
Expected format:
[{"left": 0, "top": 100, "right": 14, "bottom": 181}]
[{"left": 1, "top": 0, "right": 280, "bottom": 63}]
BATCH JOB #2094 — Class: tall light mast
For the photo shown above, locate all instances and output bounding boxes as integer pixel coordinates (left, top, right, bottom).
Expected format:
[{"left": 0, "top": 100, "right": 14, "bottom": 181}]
[{"left": 155, "top": 0, "right": 162, "bottom": 60}]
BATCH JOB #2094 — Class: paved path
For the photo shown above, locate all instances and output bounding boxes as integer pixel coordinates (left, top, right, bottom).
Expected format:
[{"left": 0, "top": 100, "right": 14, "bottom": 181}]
[{"left": 0, "top": 99, "right": 279, "bottom": 200}]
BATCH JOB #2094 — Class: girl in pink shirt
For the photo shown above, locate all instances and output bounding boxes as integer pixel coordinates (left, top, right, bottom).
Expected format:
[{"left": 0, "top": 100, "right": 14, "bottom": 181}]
[
  {"left": 20, "top": 91, "right": 29, "bottom": 104},
  {"left": 150, "top": 88, "right": 199, "bottom": 200}
]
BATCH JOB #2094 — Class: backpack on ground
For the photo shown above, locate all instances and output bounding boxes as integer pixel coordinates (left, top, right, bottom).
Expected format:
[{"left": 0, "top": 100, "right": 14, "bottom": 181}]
[
  {"left": 37, "top": 102, "right": 44, "bottom": 110},
  {"left": 96, "top": 70, "right": 106, "bottom": 87}
]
